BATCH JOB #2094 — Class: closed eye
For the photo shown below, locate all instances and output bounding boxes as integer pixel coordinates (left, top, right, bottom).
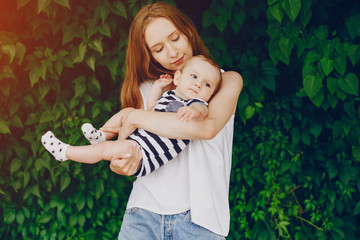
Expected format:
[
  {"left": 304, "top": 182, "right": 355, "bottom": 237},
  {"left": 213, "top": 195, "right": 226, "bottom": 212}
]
[
  {"left": 171, "top": 35, "right": 180, "bottom": 42},
  {"left": 155, "top": 46, "right": 163, "bottom": 53},
  {"left": 171, "top": 34, "right": 180, "bottom": 42}
]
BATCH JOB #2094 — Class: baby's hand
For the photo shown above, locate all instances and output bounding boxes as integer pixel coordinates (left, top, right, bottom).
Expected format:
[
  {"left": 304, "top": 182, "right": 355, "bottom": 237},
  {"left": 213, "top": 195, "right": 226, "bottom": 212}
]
[
  {"left": 177, "top": 106, "right": 201, "bottom": 122},
  {"left": 154, "top": 74, "right": 173, "bottom": 90}
]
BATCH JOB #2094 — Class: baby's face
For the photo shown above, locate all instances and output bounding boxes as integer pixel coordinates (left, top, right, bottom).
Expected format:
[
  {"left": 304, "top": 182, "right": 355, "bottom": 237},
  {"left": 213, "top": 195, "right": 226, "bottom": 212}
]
[{"left": 174, "top": 58, "right": 220, "bottom": 102}]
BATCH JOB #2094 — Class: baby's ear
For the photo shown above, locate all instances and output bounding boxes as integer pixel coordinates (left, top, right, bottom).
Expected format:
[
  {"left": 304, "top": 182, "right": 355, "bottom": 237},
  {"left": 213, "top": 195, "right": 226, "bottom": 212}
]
[{"left": 173, "top": 70, "right": 181, "bottom": 86}]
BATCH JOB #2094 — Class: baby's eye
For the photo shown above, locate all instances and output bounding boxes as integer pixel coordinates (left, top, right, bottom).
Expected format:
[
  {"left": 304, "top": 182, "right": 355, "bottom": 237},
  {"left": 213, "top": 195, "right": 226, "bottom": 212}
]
[
  {"left": 204, "top": 82, "right": 211, "bottom": 88},
  {"left": 190, "top": 74, "right": 197, "bottom": 79}
]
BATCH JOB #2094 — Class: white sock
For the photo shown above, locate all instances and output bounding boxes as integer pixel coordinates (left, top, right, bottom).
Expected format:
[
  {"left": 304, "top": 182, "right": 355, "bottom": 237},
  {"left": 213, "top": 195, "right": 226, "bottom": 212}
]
[
  {"left": 41, "top": 131, "right": 69, "bottom": 162},
  {"left": 81, "top": 123, "right": 106, "bottom": 145}
]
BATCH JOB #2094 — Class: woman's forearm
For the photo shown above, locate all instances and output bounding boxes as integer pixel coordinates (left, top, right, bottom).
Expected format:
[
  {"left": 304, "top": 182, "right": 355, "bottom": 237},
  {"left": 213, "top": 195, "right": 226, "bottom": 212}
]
[
  {"left": 125, "top": 71, "right": 243, "bottom": 140},
  {"left": 127, "top": 110, "right": 216, "bottom": 140}
]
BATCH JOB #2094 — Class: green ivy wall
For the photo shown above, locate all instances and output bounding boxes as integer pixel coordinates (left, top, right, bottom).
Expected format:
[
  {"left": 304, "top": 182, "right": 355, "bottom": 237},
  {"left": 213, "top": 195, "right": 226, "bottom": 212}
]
[{"left": 0, "top": 0, "right": 359, "bottom": 239}]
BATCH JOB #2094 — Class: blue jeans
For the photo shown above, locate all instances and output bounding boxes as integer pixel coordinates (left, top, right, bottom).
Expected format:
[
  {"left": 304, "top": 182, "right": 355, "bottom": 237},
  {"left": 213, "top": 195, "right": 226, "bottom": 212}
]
[{"left": 118, "top": 208, "right": 226, "bottom": 240}]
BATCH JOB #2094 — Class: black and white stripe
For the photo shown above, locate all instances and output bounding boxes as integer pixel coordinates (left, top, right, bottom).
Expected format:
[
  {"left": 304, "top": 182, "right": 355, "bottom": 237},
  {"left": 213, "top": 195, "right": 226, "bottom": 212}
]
[{"left": 129, "top": 91, "right": 204, "bottom": 177}]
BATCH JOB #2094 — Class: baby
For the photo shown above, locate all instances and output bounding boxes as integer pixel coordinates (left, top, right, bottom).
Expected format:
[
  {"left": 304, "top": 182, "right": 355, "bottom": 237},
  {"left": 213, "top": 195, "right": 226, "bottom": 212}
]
[{"left": 41, "top": 55, "right": 221, "bottom": 176}]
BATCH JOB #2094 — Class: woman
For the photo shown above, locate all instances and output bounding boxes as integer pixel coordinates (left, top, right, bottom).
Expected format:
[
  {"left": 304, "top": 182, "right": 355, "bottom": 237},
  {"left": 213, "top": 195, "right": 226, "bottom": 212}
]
[{"left": 106, "top": 2, "right": 243, "bottom": 239}]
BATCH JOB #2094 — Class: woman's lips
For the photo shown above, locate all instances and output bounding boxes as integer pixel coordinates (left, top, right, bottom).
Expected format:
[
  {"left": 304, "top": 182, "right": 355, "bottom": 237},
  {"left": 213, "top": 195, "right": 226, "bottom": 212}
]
[{"left": 172, "top": 56, "right": 184, "bottom": 65}]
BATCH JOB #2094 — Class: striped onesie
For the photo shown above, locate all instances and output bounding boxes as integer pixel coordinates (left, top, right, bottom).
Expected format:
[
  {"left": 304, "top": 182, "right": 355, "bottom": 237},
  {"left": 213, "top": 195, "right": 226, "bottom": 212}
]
[{"left": 130, "top": 90, "right": 207, "bottom": 177}]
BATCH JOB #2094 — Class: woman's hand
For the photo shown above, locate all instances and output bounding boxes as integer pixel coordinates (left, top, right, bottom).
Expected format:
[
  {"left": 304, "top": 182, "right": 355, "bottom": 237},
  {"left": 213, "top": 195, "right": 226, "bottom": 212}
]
[{"left": 109, "top": 141, "right": 142, "bottom": 176}]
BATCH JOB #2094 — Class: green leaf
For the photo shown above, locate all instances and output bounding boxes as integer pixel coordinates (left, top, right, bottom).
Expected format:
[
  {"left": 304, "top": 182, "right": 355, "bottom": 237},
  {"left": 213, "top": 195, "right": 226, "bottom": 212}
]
[
  {"left": 53, "top": 0, "right": 70, "bottom": 8},
  {"left": 32, "top": 184, "right": 41, "bottom": 198},
  {"left": 0, "top": 120, "right": 10, "bottom": 134},
  {"left": 15, "top": 42, "right": 26, "bottom": 65},
  {"left": 76, "top": 196, "right": 86, "bottom": 211},
  {"left": 340, "top": 166, "right": 351, "bottom": 184},
  {"left": 330, "top": 227, "right": 345, "bottom": 240},
  {"left": 87, "top": 196, "right": 94, "bottom": 209},
  {"left": 328, "top": 165, "right": 338, "bottom": 179},
  {"left": 268, "top": 2, "right": 283, "bottom": 24},
  {"left": 314, "top": 25, "right": 328, "bottom": 40},
  {"left": 78, "top": 214, "right": 86, "bottom": 227},
  {"left": 99, "top": 24, "right": 111, "bottom": 38},
  {"left": 73, "top": 43, "right": 87, "bottom": 63},
  {"left": 346, "top": 14, "right": 360, "bottom": 39},
  {"left": 320, "top": 57, "right": 334, "bottom": 76},
  {"left": 303, "top": 75, "right": 322, "bottom": 98},
  {"left": 73, "top": 76, "right": 86, "bottom": 98},
  {"left": 87, "top": 24, "right": 98, "bottom": 39},
  {"left": 23, "top": 172, "right": 30, "bottom": 187},
  {"left": 338, "top": 73, "right": 358, "bottom": 96},
  {"left": 202, "top": 10, "right": 213, "bottom": 28},
  {"left": 86, "top": 56, "right": 96, "bottom": 71},
  {"left": 112, "top": 1, "right": 127, "bottom": 19},
  {"left": 301, "top": 131, "right": 310, "bottom": 145},
  {"left": 39, "top": 110, "right": 54, "bottom": 123},
  {"left": 301, "top": 7, "right": 312, "bottom": 28},
  {"left": 215, "top": 15, "right": 228, "bottom": 32},
  {"left": 233, "top": 10, "right": 245, "bottom": 26},
  {"left": 38, "top": 84, "right": 50, "bottom": 99},
  {"left": 88, "top": 39, "right": 103, "bottom": 55},
  {"left": 17, "top": 0, "right": 31, "bottom": 9},
  {"left": 279, "top": 36, "right": 293, "bottom": 60},
  {"left": 304, "top": 50, "right": 321, "bottom": 64},
  {"left": 16, "top": 210, "right": 25, "bottom": 225},
  {"left": 245, "top": 105, "right": 255, "bottom": 120},
  {"left": 3, "top": 209, "right": 16, "bottom": 224},
  {"left": 60, "top": 174, "right": 71, "bottom": 192},
  {"left": 344, "top": 44, "right": 360, "bottom": 66},
  {"left": 69, "top": 215, "right": 78, "bottom": 227},
  {"left": 282, "top": 0, "right": 301, "bottom": 22},
  {"left": 310, "top": 88, "right": 324, "bottom": 107},
  {"left": 10, "top": 158, "right": 22, "bottom": 175},
  {"left": 326, "top": 77, "right": 338, "bottom": 95},
  {"left": 25, "top": 113, "right": 39, "bottom": 125},
  {"left": 354, "top": 201, "right": 360, "bottom": 215},
  {"left": 38, "top": 214, "right": 52, "bottom": 224},
  {"left": 352, "top": 145, "right": 360, "bottom": 162},
  {"left": 327, "top": 94, "right": 339, "bottom": 109},
  {"left": 334, "top": 57, "right": 346, "bottom": 76},
  {"left": 309, "top": 122, "right": 322, "bottom": 138},
  {"left": 62, "top": 24, "right": 76, "bottom": 45},
  {"left": 38, "top": 0, "right": 51, "bottom": 14},
  {"left": 88, "top": 75, "right": 101, "bottom": 95},
  {"left": 1, "top": 44, "right": 16, "bottom": 64}
]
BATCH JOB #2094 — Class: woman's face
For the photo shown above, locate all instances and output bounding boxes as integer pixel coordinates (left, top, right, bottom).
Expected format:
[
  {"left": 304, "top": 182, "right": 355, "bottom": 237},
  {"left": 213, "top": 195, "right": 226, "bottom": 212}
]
[{"left": 145, "top": 17, "right": 193, "bottom": 71}]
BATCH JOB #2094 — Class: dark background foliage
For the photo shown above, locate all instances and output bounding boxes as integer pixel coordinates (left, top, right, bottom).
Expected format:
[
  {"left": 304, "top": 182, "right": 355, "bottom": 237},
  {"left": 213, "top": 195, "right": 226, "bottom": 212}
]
[{"left": 0, "top": 0, "right": 359, "bottom": 239}]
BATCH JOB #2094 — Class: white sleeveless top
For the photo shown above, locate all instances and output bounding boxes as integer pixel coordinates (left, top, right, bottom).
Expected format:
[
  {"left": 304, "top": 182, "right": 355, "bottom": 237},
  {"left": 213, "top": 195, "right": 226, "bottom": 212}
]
[{"left": 126, "top": 80, "right": 234, "bottom": 236}]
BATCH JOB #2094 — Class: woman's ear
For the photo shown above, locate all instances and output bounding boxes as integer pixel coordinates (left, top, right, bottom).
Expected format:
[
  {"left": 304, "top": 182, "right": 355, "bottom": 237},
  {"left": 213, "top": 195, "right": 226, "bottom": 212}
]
[{"left": 173, "top": 70, "right": 181, "bottom": 86}]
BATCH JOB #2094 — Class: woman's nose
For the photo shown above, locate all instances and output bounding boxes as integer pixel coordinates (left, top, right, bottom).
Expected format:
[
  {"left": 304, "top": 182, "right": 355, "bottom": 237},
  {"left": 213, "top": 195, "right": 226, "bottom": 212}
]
[{"left": 167, "top": 43, "right": 177, "bottom": 57}]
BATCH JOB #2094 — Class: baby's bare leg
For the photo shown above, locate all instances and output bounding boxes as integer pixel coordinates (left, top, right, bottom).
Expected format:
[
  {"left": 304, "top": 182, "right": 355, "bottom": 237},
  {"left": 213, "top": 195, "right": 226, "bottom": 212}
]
[
  {"left": 66, "top": 139, "right": 138, "bottom": 164},
  {"left": 42, "top": 131, "right": 139, "bottom": 164}
]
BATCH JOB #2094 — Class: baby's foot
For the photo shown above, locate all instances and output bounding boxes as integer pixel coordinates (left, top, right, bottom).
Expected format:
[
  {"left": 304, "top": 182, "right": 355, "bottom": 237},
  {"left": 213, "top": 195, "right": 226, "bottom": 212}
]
[
  {"left": 81, "top": 123, "right": 105, "bottom": 145},
  {"left": 41, "top": 131, "right": 69, "bottom": 162}
]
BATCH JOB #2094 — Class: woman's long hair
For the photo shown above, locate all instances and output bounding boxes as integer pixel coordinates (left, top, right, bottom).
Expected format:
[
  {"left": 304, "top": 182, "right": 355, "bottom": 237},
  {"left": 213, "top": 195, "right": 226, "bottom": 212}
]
[{"left": 120, "top": 2, "right": 209, "bottom": 109}]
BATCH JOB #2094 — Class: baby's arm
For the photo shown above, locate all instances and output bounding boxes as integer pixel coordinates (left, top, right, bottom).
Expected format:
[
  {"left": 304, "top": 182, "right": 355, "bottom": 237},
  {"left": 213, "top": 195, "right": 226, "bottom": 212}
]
[
  {"left": 177, "top": 102, "right": 208, "bottom": 122},
  {"left": 147, "top": 74, "right": 173, "bottom": 110}
]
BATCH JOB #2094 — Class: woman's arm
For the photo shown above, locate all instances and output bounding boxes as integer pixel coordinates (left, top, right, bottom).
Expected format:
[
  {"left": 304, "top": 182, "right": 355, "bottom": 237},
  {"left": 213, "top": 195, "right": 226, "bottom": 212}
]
[{"left": 121, "top": 71, "right": 243, "bottom": 140}]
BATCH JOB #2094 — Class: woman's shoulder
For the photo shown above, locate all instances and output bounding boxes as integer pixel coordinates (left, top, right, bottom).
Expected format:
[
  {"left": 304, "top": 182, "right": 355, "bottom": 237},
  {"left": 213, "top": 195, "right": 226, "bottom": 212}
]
[{"left": 220, "top": 70, "right": 243, "bottom": 91}]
